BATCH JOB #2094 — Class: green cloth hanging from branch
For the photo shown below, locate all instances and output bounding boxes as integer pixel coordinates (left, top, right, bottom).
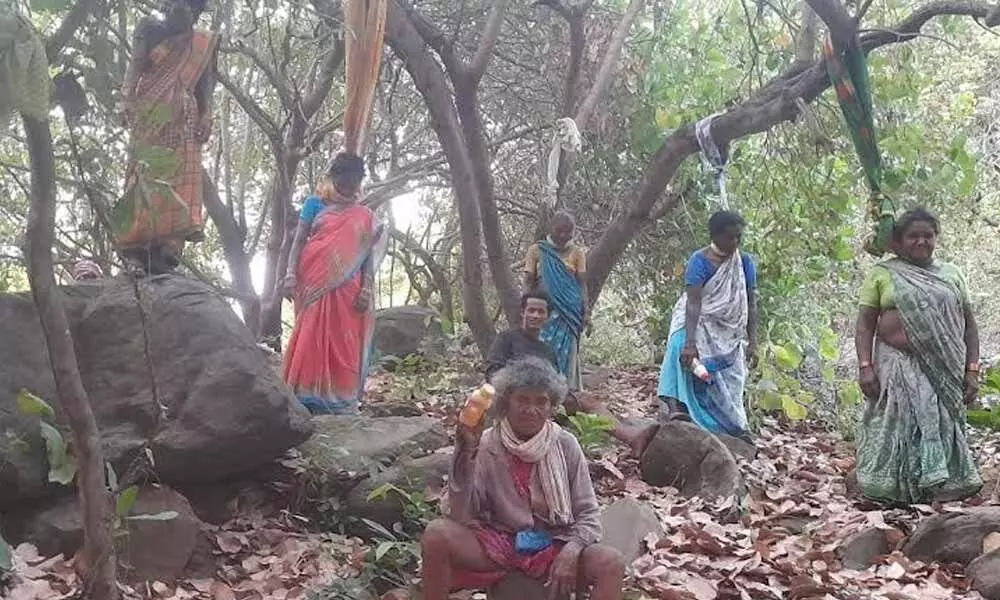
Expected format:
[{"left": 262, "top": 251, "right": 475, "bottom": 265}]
[{"left": 823, "top": 36, "right": 896, "bottom": 257}]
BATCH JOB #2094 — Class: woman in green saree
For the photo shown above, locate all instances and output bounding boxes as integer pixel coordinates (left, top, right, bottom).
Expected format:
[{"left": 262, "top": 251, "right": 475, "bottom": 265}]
[{"left": 855, "top": 208, "right": 982, "bottom": 504}]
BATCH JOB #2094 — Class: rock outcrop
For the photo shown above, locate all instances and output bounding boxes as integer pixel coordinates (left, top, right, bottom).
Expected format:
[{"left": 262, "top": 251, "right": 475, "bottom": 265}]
[{"left": 0, "top": 275, "right": 313, "bottom": 511}]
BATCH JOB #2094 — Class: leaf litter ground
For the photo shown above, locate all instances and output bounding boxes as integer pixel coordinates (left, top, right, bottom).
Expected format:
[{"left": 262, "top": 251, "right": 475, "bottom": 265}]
[{"left": 4, "top": 363, "right": 1000, "bottom": 599}]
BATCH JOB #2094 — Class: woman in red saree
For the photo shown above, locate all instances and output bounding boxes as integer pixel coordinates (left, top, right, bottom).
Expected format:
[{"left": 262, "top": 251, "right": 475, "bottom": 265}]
[
  {"left": 116, "top": 0, "right": 218, "bottom": 275},
  {"left": 283, "top": 153, "right": 386, "bottom": 414}
]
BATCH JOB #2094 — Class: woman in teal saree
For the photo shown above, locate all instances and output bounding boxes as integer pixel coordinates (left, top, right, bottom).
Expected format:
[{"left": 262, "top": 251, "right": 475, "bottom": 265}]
[
  {"left": 524, "top": 212, "right": 588, "bottom": 390},
  {"left": 855, "top": 208, "right": 982, "bottom": 504}
]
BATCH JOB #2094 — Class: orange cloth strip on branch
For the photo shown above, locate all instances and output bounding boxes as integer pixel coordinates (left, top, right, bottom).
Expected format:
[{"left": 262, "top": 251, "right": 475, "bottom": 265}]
[{"left": 343, "top": 0, "right": 388, "bottom": 154}]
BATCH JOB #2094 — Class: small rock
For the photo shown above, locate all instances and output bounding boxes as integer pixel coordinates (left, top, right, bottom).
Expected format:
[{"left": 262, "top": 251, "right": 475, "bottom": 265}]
[
  {"left": 299, "top": 416, "right": 449, "bottom": 498},
  {"left": 639, "top": 421, "right": 744, "bottom": 501},
  {"left": 770, "top": 516, "right": 813, "bottom": 535},
  {"left": 839, "top": 527, "right": 899, "bottom": 570},
  {"left": 600, "top": 498, "right": 662, "bottom": 565},
  {"left": 845, "top": 469, "right": 860, "bottom": 497},
  {"left": 346, "top": 453, "right": 452, "bottom": 529},
  {"left": 488, "top": 572, "right": 546, "bottom": 599},
  {"left": 903, "top": 507, "right": 1000, "bottom": 565},
  {"left": 119, "top": 486, "right": 200, "bottom": 583},
  {"left": 968, "top": 549, "right": 1000, "bottom": 600},
  {"left": 581, "top": 367, "right": 613, "bottom": 390}
]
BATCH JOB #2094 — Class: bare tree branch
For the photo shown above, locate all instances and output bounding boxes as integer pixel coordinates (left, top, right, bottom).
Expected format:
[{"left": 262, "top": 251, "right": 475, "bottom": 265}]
[
  {"left": 302, "top": 42, "right": 345, "bottom": 118},
  {"left": 222, "top": 41, "right": 295, "bottom": 111},
  {"left": 218, "top": 71, "right": 281, "bottom": 143},
  {"left": 45, "top": 0, "right": 102, "bottom": 62},
  {"left": 804, "top": 0, "right": 859, "bottom": 50},
  {"left": 574, "top": 0, "right": 645, "bottom": 128},
  {"left": 795, "top": 1, "right": 819, "bottom": 65},
  {"left": 469, "top": 0, "right": 511, "bottom": 81}
]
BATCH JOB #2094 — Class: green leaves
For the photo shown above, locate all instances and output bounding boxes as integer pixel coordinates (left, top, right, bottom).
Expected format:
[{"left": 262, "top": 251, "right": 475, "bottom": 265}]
[
  {"left": 16, "top": 389, "right": 75, "bottom": 485},
  {"left": 818, "top": 329, "right": 840, "bottom": 362},
  {"left": 772, "top": 343, "right": 803, "bottom": 371},
  {"left": 39, "top": 421, "right": 75, "bottom": 484},
  {"left": 29, "top": 0, "right": 71, "bottom": 11},
  {"left": 0, "top": 533, "right": 11, "bottom": 573},
  {"left": 567, "top": 413, "right": 615, "bottom": 454},
  {"left": 16, "top": 389, "right": 54, "bottom": 418},
  {"left": 116, "top": 485, "right": 140, "bottom": 517}
]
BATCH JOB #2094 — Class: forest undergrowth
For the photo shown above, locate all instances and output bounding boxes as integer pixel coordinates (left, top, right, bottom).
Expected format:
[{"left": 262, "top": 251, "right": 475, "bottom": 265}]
[{"left": 4, "top": 357, "right": 1000, "bottom": 600}]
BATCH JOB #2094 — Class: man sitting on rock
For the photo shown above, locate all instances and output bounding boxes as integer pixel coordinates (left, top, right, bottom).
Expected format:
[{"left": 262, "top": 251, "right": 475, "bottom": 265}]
[
  {"left": 485, "top": 290, "right": 658, "bottom": 458},
  {"left": 485, "top": 290, "right": 559, "bottom": 381},
  {"left": 422, "top": 357, "right": 626, "bottom": 599}
]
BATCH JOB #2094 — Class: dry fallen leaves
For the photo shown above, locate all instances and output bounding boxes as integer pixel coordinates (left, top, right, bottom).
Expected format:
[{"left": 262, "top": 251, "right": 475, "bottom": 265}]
[{"left": 4, "top": 365, "right": 1000, "bottom": 600}]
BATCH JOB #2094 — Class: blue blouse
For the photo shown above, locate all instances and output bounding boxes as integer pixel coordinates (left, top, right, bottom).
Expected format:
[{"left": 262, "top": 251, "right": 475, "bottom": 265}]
[
  {"left": 299, "top": 195, "right": 324, "bottom": 222},
  {"left": 685, "top": 250, "right": 757, "bottom": 289}
]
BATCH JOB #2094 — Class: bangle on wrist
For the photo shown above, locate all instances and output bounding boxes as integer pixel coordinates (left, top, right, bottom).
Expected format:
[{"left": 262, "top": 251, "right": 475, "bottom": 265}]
[
  {"left": 967, "top": 362, "right": 980, "bottom": 373},
  {"left": 859, "top": 361, "right": 873, "bottom": 370}
]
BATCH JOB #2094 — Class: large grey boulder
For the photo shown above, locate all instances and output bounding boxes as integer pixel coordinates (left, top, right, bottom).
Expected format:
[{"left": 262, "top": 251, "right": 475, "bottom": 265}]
[
  {"left": 903, "top": 507, "right": 1000, "bottom": 565},
  {"left": 373, "top": 306, "right": 447, "bottom": 358},
  {"left": 0, "top": 276, "right": 313, "bottom": 508},
  {"left": 639, "top": 421, "right": 744, "bottom": 501}
]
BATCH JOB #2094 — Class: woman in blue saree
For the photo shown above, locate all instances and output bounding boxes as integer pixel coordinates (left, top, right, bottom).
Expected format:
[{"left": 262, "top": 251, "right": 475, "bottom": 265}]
[
  {"left": 657, "top": 211, "right": 759, "bottom": 441},
  {"left": 524, "top": 212, "right": 588, "bottom": 390}
]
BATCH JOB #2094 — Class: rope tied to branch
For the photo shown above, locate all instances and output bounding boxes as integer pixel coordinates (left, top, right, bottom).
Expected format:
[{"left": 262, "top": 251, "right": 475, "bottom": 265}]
[{"left": 695, "top": 112, "right": 730, "bottom": 210}]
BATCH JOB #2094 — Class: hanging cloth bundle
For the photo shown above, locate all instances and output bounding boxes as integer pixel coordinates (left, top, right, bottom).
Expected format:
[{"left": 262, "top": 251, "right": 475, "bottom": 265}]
[
  {"left": 823, "top": 36, "right": 896, "bottom": 256},
  {"left": 545, "top": 117, "right": 582, "bottom": 207},
  {"left": 342, "top": 0, "right": 389, "bottom": 154},
  {"left": 695, "top": 113, "right": 730, "bottom": 210}
]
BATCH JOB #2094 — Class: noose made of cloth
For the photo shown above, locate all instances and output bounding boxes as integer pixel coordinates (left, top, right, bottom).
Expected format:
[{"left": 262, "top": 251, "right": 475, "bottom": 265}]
[
  {"left": 695, "top": 113, "right": 730, "bottom": 211},
  {"left": 343, "top": 0, "right": 388, "bottom": 154},
  {"left": 823, "top": 36, "right": 896, "bottom": 257}
]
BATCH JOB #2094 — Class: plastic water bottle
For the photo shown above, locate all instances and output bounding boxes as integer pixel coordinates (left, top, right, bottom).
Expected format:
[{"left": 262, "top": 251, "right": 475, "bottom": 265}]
[
  {"left": 459, "top": 384, "right": 496, "bottom": 427},
  {"left": 691, "top": 358, "right": 712, "bottom": 384}
]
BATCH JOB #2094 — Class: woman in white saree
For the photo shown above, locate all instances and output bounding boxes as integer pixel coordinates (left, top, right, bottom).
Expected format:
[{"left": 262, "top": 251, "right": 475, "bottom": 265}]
[{"left": 657, "top": 211, "right": 759, "bottom": 441}]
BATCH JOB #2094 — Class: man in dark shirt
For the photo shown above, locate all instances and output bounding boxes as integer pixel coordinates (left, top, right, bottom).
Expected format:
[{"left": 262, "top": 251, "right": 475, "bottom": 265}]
[
  {"left": 485, "top": 289, "right": 558, "bottom": 381},
  {"left": 484, "top": 289, "right": 658, "bottom": 457}
]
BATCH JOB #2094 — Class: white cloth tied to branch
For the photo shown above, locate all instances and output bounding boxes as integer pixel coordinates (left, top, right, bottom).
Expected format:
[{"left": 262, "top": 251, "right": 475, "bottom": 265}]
[
  {"left": 695, "top": 113, "right": 730, "bottom": 210},
  {"left": 545, "top": 117, "right": 582, "bottom": 207}
]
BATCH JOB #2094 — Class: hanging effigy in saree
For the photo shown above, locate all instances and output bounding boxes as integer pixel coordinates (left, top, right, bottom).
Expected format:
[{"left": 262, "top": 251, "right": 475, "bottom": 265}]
[{"left": 823, "top": 36, "right": 896, "bottom": 257}]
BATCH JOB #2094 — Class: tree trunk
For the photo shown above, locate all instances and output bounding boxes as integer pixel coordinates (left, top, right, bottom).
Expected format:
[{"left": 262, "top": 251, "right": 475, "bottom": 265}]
[
  {"left": 22, "top": 115, "right": 117, "bottom": 600},
  {"left": 257, "top": 149, "right": 300, "bottom": 349},
  {"left": 454, "top": 79, "right": 520, "bottom": 326},
  {"left": 386, "top": 4, "right": 496, "bottom": 354},
  {"left": 202, "top": 177, "right": 259, "bottom": 325}
]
